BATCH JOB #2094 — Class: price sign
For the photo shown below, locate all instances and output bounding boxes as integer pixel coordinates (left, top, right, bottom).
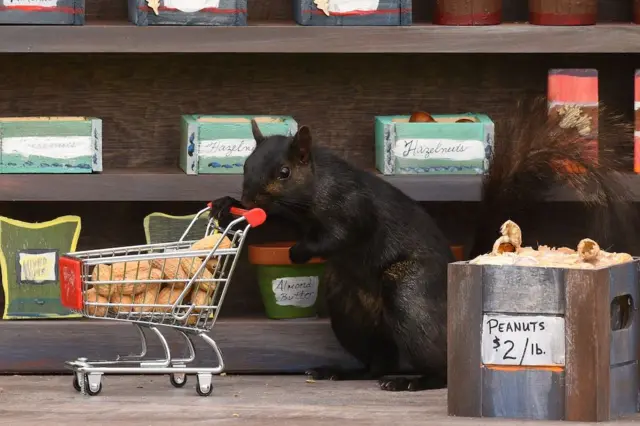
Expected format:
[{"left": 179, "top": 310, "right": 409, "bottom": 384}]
[{"left": 481, "top": 314, "right": 565, "bottom": 366}]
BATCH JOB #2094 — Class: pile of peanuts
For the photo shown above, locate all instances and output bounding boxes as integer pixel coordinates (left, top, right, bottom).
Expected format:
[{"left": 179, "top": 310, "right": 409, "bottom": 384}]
[{"left": 84, "top": 233, "right": 232, "bottom": 325}]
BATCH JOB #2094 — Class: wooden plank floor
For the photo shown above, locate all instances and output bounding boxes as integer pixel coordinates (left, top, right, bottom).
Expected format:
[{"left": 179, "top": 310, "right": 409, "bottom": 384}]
[{"left": 0, "top": 375, "right": 639, "bottom": 425}]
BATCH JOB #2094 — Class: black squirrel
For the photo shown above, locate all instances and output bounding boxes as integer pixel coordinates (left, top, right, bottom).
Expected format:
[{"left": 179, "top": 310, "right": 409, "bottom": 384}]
[{"left": 210, "top": 97, "right": 638, "bottom": 392}]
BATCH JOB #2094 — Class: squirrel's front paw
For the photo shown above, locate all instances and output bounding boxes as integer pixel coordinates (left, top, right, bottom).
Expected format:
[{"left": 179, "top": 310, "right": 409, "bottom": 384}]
[
  {"left": 209, "top": 196, "right": 242, "bottom": 228},
  {"left": 289, "top": 243, "right": 313, "bottom": 264}
]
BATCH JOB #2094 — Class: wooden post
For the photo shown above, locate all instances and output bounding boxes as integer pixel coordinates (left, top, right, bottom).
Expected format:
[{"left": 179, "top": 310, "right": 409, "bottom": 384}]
[
  {"left": 529, "top": 0, "right": 597, "bottom": 25},
  {"left": 433, "top": 0, "right": 502, "bottom": 25}
]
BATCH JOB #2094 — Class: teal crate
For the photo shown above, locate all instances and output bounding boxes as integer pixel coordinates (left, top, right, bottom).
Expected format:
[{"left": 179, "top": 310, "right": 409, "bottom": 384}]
[
  {"left": 180, "top": 115, "right": 298, "bottom": 175},
  {"left": 375, "top": 114, "right": 494, "bottom": 175},
  {"left": 0, "top": 117, "right": 102, "bottom": 174}
]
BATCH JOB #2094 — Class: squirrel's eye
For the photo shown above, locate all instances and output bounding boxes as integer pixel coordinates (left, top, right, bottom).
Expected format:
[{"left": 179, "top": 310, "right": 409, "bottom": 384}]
[{"left": 278, "top": 166, "right": 291, "bottom": 180}]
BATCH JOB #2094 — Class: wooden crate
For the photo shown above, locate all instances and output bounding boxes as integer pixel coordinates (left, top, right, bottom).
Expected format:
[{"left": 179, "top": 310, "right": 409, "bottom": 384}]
[
  {"left": 294, "top": 0, "right": 411, "bottom": 26},
  {"left": 374, "top": 113, "right": 494, "bottom": 175},
  {"left": 0, "top": 117, "right": 102, "bottom": 174},
  {"left": 128, "top": 0, "right": 247, "bottom": 26},
  {"left": 0, "top": 0, "right": 84, "bottom": 25},
  {"left": 447, "top": 260, "right": 640, "bottom": 422},
  {"left": 180, "top": 115, "right": 297, "bottom": 175}
]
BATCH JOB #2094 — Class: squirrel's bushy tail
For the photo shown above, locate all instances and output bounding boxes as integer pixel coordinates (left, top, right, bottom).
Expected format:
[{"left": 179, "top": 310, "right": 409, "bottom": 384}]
[{"left": 470, "top": 96, "right": 639, "bottom": 258}]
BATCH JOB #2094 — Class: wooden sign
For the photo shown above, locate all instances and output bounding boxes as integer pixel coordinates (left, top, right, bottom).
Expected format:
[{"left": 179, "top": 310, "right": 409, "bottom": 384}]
[
  {"left": 0, "top": 215, "right": 82, "bottom": 319},
  {"left": 143, "top": 211, "right": 209, "bottom": 245},
  {"left": 481, "top": 314, "right": 565, "bottom": 366}
]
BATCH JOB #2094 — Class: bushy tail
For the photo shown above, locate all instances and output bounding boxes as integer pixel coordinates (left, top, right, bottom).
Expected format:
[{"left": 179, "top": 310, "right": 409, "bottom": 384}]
[{"left": 470, "top": 96, "right": 640, "bottom": 258}]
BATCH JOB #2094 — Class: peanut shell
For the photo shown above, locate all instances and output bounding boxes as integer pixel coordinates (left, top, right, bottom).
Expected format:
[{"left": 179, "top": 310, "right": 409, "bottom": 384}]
[
  {"left": 187, "top": 289, "right": 214, "bottom": 326},
  {"left": 132, "top": 282, "right": 162, "bottom": 313},
  {"left": 154, "top": 286, "right": 187, "bottom": 313},
  {"left": 93, "top": 262, "right": 162, "bottom": 297},
  {"left": 84, "top": 288, "right": 109, "bottom": 317},
  {"left": 109, "top": 292, "right": 134, "bottom": 314}
]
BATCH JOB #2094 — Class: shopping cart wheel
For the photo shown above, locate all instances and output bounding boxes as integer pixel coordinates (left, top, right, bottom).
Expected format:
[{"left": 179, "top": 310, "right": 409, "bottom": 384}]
[
  {"left": 72, "top": 374, "right": 82, "bottom": 392},
  {"left": 83, "top": 373, "right": 103, "bottom": 396},
  {"left": 196, "top": 373, "right": 213, "bottom": 397},
  {"left": 170, "top": 373, "right": 188, "bottom": 388}
]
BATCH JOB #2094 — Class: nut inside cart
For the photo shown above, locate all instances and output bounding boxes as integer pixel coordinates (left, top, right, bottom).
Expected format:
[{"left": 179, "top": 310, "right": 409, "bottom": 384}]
[{"left": 59, "top": 204, "right": 266, "bottom": 397}]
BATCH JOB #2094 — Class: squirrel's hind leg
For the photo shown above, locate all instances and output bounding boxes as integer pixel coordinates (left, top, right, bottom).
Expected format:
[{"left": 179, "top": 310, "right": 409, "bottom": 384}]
[
  {"left": 307, "top": 266, "right": 399, "bottom": 381},
  {"left": 377, "top": 259, "right": 448, "bottom": 392}
]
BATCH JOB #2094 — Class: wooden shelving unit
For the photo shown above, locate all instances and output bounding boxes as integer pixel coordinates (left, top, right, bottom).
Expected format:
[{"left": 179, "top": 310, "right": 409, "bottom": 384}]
[
  {"left": 3, "top": 23, "right": 640, "bottom": 53},
  {"left": 1, "top": 0, "right": 639, "bottom": 374},
  {"left": 2, "top": 169, "right": 640, "bottom": 202}
]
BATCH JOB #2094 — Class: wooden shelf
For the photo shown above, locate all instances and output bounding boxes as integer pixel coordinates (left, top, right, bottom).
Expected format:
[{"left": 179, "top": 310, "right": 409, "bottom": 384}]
[
  {"left": 0, "top": 317, "right": 361, "bottom": 374},
  {"left": 2, "top": 22, "right": 640, "bottom": 53},
  {"left": 1, "top": 168, "right": 638, "bottom": 202}
]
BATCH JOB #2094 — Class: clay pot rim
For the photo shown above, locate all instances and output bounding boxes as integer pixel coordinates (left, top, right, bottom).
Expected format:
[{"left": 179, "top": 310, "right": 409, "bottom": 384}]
[{"left": 248, "top": 241, "right": 325, "bottom": 265}]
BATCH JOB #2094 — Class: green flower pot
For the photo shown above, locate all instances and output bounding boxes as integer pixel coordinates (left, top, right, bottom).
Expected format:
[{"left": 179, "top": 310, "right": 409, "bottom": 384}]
[{"left": 249, "top": 242, "right": 325, "bottom": 320}]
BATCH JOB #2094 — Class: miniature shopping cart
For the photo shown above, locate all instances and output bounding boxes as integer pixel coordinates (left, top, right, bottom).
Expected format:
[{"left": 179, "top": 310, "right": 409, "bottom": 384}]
[{"left": 59, "top": 203, "right": 266, "bottom": 397}]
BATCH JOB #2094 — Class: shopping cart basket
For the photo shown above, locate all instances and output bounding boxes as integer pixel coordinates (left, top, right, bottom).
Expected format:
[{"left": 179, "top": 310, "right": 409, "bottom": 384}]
[{"left": 59, "top": 203, "right": 266, "bottom": 396}]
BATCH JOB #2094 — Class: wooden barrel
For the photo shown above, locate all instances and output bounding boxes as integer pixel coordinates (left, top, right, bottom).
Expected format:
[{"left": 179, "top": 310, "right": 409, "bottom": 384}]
[
  {"left": 433, "top": 0, "right": 501, "bottom": 25},
  {"left": 529, "top": 0, "right": 597, "bottom": 25},
  {"left": 447, "top": 259, "right": 640, "bottom": 422}
]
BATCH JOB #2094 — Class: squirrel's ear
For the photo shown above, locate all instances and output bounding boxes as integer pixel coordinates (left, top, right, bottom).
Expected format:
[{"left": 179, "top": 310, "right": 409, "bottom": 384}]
[
  {"left": 292, "top": 125, "right": 312, "bottom": 164},
  {"left": 251, "top": 119, "right": 265, "bottom": 145}
]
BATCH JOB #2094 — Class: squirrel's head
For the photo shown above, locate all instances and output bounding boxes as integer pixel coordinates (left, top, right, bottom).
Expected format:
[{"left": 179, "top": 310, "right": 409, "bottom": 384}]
[{"left": 240, "top": 119, "right": 315, "bottom": 212}]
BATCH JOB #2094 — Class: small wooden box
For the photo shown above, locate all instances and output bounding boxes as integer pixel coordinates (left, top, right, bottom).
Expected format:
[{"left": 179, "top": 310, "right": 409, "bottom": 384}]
[
  {"left": 180, "top": 115, "right": 298, "bottom": 175},
  {"left": 0, "top": 117, "right": 102, "bottom": 174},
  {"left": 547, "top": 68, "right": 598, "bottom": 164},
  {"left": 374, "top": 114, "right": 494, "bottom": 175},
  {"left": 294, "top": 0, "right": 411, "bottom": 26},
  {"left": 448, "top": 260, "right": 640, "bottom": 422},
  {"left": 128, "top": 0, "right": 247, "bottom": 26},
  {"left": 0, "top": 0, "right": 84, "bottom": 25}
]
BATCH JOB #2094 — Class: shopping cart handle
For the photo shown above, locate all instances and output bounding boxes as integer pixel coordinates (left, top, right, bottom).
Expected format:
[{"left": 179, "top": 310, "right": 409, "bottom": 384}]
[{"left": 207, "top": 202, "right": 267, "bottom": 228}]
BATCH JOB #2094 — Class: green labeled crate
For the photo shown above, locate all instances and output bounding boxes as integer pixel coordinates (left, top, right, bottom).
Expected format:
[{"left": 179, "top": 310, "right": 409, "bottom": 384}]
[
  {"left": 0, "top": 117, "right": 102, "bottom": 174},
  {"left": 375, "top": 114, "right": 494, "bottom": 175},
  {"left": 180, "top": 115, "right": 298, "bottom": 175}
]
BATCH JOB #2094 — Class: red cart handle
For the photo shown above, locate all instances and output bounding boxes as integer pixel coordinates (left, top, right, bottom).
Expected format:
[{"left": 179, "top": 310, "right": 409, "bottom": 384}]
[{"left": 207, "top": 202, "right": 267, "bottom": 228}]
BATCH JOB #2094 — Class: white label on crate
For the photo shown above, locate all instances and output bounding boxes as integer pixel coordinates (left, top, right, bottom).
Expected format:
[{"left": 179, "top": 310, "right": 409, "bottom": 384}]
[
  {"left": 18, "top": 251, "right": 57, "bottom": 283},
  {"left": 272, "top": 276, "right": 319, "bottom": 308},
  {"left": 2, "top": 136, "right": 92, "bottom": 159},
  {"left": 163, "top": 0, "right": 220, "bottom": 12},
  {"left": 315, "top": 0, "right": 379, "bottom": 14},
  {"left": 394, "top": 138, "right": 485, "bottom": 161},
  {"left": 481, "top": 314, "right": 566, "bottom": 366},
  {"left": 199, "top": 138, "right": 256, "bottom": 158},
  {"left": 2, "top": 0, "right": 57, "bottom": 8}
]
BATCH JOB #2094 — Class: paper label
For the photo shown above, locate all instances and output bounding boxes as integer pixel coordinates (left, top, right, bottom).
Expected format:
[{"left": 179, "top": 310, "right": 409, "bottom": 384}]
[
  {"left": 2, "top": 0, "right": 57, "bottom": 7},
  {"left": 18, "top": 251, "right": 58, "bottom": 284},
  {"left": 199, "top": 138, "right": 256, "bottom": 158},
  {"left": 394, "top": 138, "right": 486, "bottom": 161},
  {"left": 481, "top": 314, "right": 565, "bottom": 366},
  {"left": 314, "top": 0, "right": 379, "bottom": 14},
  {"left": 163, "top": 0, "right": 220, "bottom": 12},
  {"left": 2, "top": 136, "right": 92, "bottom": 159},
  {"left": 272, "top": 276, "right": 319, "bottom": 308}
]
